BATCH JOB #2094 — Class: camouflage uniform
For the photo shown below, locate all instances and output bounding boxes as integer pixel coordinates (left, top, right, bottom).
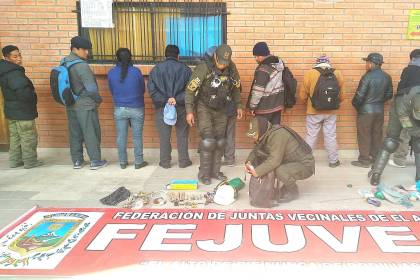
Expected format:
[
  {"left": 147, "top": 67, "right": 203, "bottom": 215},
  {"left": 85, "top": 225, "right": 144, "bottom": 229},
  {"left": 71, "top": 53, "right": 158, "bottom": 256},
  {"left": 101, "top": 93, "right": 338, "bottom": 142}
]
[
  {"left": 369, "top": 52, "right": 420, "bottom": 185},
  {"left": 370, "top": 86, "right": 420, "bottom": 184},
  {"left": 185, "top": 44, "right": 242, "bottom": 184}
]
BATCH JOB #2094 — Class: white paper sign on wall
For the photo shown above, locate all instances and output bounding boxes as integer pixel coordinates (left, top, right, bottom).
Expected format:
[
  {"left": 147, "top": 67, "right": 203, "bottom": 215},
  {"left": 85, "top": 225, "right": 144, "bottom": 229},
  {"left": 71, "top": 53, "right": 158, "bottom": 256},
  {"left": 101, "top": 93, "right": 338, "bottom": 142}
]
[{"left": 81, "top": 0, "right": 114, "bottom": 28}]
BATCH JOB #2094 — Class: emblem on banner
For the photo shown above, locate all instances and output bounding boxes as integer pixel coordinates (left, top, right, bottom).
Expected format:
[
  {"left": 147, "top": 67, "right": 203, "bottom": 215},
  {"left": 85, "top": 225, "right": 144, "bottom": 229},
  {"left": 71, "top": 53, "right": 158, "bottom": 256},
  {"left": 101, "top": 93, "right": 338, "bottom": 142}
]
[
  {"left": 9, "top": 218, "right": 81, "bottom": 256},
  {"left": 0, "top": 211, "right": 103, "bottom": 269}
]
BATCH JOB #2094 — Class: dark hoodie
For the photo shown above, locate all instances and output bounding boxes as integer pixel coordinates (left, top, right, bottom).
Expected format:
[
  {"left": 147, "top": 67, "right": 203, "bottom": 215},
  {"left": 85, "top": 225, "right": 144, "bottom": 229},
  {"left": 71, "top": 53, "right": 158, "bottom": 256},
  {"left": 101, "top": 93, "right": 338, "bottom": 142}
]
[{"left": 0, "top": 59, "right": 37, "bottom": 120}]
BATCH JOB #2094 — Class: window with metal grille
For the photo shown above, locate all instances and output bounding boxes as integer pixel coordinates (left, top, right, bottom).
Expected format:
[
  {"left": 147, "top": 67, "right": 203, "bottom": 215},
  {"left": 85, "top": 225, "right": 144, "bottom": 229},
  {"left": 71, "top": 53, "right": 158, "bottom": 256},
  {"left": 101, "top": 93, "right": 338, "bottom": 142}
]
[{"left": 76, "top": 1, "right": 227, "bottom": 64}]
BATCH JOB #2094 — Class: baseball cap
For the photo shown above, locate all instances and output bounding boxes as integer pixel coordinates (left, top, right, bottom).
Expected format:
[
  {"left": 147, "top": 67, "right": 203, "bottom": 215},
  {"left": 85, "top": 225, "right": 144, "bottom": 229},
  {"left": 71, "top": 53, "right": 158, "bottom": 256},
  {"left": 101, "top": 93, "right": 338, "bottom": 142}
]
[
  {"left": 163, "top": 103, "right": 177, "bottom": 126},
  {"left": 71, "top": 36, "right": 92, "bottom": 49},
  {"left": 362, "top": 53, "right": 384, "bottom": 65},
  {"left": 215, "top": 44, "right": 232, "bottom": 66}
]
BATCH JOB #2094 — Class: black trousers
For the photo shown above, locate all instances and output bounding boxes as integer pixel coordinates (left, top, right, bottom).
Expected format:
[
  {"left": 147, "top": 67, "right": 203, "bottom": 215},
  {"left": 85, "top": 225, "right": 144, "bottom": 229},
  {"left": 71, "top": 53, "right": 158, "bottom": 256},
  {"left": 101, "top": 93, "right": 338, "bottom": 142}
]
[
  {"left": 356, "top": 112, "right": 384, "bottom": 162},
  {"left": 257, "top": 111, "right": 281, "bottom": 125},
  {"left": 155, "top": 106, "right": 190, "bottom": 165}
]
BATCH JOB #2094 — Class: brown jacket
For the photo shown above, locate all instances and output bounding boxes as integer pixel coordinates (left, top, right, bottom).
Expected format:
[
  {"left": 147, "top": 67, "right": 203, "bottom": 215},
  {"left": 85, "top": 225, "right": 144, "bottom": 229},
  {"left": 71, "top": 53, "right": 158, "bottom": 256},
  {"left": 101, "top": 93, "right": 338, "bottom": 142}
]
[{"left": 299, "top": 67, "right": 345, "bottom": 115}]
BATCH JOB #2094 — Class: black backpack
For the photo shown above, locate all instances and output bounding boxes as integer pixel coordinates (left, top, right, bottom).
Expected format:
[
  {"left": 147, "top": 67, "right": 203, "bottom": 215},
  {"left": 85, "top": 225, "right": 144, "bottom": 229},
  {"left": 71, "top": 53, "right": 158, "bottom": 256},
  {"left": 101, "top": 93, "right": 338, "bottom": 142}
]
[
  {"left": 282, "top": 63, "right": 297, "bottom": 108},
  {"left": 310, "top": 67, "right": 340, "bottom": 110}
]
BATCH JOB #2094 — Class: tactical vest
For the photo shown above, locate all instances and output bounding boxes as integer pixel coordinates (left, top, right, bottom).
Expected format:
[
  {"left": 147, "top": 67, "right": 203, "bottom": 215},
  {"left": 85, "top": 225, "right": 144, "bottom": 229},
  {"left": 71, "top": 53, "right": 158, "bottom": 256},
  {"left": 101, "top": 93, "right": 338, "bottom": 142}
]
[{"left": 199, "top": 62, "right": 239, "bottom": 110}]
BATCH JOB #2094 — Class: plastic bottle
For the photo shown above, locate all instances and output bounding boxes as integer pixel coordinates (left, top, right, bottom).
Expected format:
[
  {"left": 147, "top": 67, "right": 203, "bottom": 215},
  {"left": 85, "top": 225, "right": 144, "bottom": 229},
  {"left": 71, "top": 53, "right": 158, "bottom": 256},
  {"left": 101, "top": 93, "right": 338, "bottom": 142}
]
[
  {"left": 416, "top": 180, "right": 420, "bottom": 192},
  {"left": 374, "top": 190, "right": 385, "bottom": 200}
]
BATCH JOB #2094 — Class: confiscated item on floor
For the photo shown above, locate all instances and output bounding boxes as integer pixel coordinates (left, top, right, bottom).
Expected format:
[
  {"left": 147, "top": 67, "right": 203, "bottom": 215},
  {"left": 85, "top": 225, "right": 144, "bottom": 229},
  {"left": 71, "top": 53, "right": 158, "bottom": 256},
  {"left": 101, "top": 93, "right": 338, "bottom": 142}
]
[
  {"left": 228, "top": 177, "right": 245, "bottom": 191},
  {"left": 367, "top": 197, "right": 381, "bottom": 207},
  {"left": 376, "top": 184, "right": 413, "bottom": 208},
  {"left": 166, "top": 179, "right": 198, "bottom": 190},
  {"left": 167, "top": 191, "right": 207, "bottom": 208},
  {"left": 358, "top": 188, "right": 375, "bottom": 199},
  {"left": 249, "top": 171, "right": 279, "bottom": 208},
  {"left": 214, "top": 184, "right": 236, "bottom": 206},
  {"left": 127, "top": 191, "right": 167, "bottom": 208},
  {"left": 100, "top": 186, "right": 131, "bottom": 206}
]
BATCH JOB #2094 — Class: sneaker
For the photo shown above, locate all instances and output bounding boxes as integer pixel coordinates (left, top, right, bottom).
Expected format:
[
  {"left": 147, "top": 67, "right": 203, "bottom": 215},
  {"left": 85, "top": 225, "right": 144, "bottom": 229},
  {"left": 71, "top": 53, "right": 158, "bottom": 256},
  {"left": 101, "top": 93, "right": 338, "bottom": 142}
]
[
  {"left": 24, "top": 160, "right": 44, "bottom": 169},
  {"left": 120, "top": 163, "right": 128, "bottom": 169},
  {"left": 135, "top": 161, "right": 148, "bottom": 169},
  {"left": 179, "top": 160, "right": 192, "bottom": 168},
  {"left": 388, "top": 159, "right": 406, "bottom": 168},
  {"left": 277, "top": 183, "right": 300, "bottom": 203},
  {"left": 351, "top": 160, "right": 371, "bottom": 168},
  {"left": 211, "top": 172, "right": 228, "bottom": 181},
  {"left": 199, "top": 176, "right": 211, "bottom": 185},
  {"left": 90, "top": 160, "right": 108, "bottom": 170},
  {"left": 73, "top": 159, "right": 86, "bottom": 169},
  {"left": 159, "top": 162, "right": 171, "bottom": 169},
  {"left": 10, "top": 161, "right": 24, "bottom": 168},
  {"left": 329, "top": 160, "right": 341, "bottom": 168}
]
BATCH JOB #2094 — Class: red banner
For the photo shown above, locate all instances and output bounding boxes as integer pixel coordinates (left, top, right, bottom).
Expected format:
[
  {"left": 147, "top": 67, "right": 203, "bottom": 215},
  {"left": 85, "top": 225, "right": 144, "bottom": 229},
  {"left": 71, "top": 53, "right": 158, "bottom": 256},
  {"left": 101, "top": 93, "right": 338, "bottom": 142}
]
[{"left": 1, "top": 208, "right": 420, "bottom": 276}]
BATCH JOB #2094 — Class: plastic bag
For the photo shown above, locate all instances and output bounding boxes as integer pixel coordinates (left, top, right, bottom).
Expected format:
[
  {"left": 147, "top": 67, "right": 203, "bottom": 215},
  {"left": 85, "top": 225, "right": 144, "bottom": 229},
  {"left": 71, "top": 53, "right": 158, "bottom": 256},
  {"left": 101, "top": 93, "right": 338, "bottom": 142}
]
[{"left": 377, "top": 184, "right": 413, "bottom": 208}]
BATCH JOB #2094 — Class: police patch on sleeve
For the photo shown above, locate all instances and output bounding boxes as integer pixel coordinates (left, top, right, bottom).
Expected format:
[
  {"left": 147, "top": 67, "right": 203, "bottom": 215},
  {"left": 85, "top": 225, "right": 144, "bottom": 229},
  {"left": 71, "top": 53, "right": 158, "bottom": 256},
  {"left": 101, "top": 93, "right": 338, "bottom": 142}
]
[
  {"left": 187, "top": 77, "right": 201, "bottom": 92},
  {"left": 232, "top": 79, "right": 241, "bottom": 88}
]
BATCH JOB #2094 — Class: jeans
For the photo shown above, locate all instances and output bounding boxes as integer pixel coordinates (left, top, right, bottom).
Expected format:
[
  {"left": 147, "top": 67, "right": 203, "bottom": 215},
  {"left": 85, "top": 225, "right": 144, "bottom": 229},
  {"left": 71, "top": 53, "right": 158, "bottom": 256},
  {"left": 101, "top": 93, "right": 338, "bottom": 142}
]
[{"left": 114, "top": 107, "right": 145, "bottom": 164}]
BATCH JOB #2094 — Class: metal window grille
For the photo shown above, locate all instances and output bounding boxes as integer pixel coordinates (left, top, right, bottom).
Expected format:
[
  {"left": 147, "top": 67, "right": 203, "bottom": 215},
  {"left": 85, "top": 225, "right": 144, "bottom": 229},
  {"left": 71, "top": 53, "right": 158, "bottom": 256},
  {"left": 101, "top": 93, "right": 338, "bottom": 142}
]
[{"left": 76, "top": 0, "right": 227, "bottom": 64}]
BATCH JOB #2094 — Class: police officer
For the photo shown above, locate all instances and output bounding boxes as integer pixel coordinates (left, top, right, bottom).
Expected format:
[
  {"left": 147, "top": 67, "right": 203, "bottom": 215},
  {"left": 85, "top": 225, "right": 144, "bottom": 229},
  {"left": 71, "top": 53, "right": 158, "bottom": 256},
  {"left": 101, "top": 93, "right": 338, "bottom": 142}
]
[
  {"left": 185, "top": 44, "right": 243, "bottom": 185},
  {"left": 245, "top": 117, "right": 315, "bottom": 204},
  {"left": 370, "top": 49, "right": 420, "bottom": 185}
]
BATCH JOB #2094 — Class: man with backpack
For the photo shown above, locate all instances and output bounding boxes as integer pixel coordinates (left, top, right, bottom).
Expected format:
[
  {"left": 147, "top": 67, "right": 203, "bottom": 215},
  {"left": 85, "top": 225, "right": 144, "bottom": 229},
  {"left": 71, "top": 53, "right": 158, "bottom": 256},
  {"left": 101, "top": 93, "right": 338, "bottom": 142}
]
[
  {"left": 351, "top": 53, "right": 393, "bottom": 168},
  {"left": 299, "top": 55, "right": 345, "bottom": 168},
  {"left": 247, "top": 42, "right": 284, "bottom": 125},
  {"left": 62, "top": 36, "right": 107, "bottom": 170}
]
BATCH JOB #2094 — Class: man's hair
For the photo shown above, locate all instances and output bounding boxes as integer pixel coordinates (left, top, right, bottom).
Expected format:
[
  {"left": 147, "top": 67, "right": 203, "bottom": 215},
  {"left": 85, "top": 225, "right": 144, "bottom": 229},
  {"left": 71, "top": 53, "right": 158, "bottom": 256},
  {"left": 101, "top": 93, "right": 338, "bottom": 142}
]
[
  {"left": 2, "top": 45, "right": 19, "bottom": 57},
  {"left": 165, "top": 45, "right": 180, "bottom": 58}
]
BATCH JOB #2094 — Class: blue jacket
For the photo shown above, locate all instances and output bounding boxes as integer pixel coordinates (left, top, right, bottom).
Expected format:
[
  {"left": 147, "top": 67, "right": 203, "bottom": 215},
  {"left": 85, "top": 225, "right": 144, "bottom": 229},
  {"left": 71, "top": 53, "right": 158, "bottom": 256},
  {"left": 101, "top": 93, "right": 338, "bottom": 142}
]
[
  {"left": 148, "top": 57, "right": 191, "bottom": 109},
  {"left": 108, "top": 64, "right": 145, "bottom": 108}
]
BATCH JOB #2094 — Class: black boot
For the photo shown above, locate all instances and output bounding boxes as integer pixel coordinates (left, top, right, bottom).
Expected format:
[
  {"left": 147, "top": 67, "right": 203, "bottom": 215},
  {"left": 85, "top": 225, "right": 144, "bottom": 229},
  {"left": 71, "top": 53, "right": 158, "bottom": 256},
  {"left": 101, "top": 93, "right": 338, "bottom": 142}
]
[
  {"left": 414, "top": 152, "right": 420, "bottom": 182},
  {"left": 369, "top": 149, "right": 391, "bottom": 186},
  {"left": 198, "top": 151, "right": 213, "bottom": 185},
  {"left": 198, "top": 138, "right": 216, "bottom": 185},
  {"left": 211, "top": 138, "right": 228, "bottom": 181},
  {"left": 277, "top": 182, "right": 299, "bottom": 203}
]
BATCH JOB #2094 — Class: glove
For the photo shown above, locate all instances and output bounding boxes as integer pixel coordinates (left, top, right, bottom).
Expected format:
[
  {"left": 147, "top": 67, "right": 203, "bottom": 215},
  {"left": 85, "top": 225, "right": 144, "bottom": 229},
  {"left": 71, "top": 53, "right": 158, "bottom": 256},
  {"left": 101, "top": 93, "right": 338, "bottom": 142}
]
[{"left": 100, "top": 186, "right": 131, "bottom": 206}]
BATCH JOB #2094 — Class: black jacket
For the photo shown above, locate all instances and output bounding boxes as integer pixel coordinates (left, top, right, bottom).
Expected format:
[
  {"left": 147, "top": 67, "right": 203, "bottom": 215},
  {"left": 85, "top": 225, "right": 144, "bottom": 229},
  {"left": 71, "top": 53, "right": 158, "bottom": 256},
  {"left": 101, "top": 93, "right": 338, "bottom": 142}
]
[
  {"left": 147, "top": 57, "right": 192, "bottom": 109},
  {"left": 396, "top": 64, "right": 420, "bottom": 95},
  {"left": 352, "top": 67, "right": 393, "bottom": 114},
  {"left": 0, "top": 59, "right": 37, "bottom": 120}
]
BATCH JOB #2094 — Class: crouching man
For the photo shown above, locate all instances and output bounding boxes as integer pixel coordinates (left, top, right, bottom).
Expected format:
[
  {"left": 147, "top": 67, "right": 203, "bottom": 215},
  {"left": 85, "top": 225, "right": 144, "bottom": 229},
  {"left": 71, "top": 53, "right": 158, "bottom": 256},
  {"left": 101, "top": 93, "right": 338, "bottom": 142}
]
[{"left": 245, "top": 117, "right": 315, "bottom": 203}]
